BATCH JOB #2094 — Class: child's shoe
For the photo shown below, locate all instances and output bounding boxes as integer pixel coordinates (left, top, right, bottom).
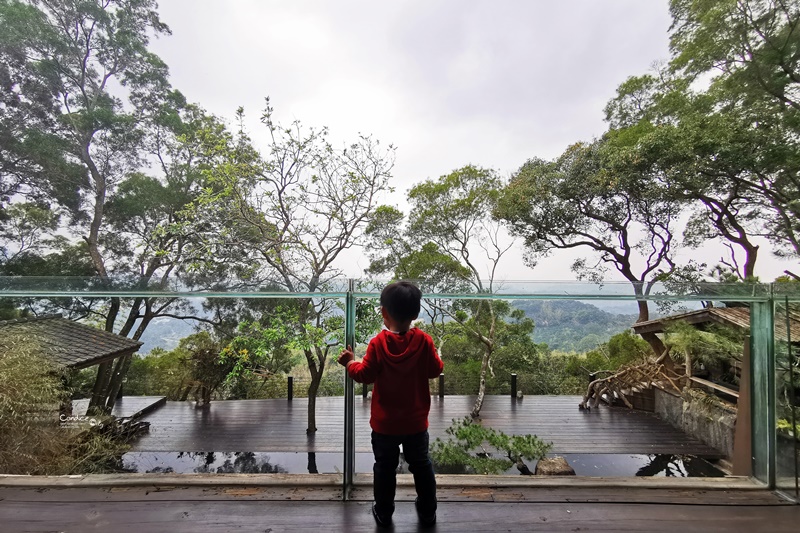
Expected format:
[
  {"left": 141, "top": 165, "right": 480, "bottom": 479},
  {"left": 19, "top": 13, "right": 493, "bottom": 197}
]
[
  {"left": 371, "top": 502, "right": 392, "bottom": 528},
  {"left": 415, "top": 498, "right": 436, "bottom": 526}
]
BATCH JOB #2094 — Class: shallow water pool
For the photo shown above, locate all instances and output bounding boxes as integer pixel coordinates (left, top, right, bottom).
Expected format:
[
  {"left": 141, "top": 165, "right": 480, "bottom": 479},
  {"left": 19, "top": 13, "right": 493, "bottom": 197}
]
[{"left": 122, "top": 451, "right": 725, "bottom": 477}]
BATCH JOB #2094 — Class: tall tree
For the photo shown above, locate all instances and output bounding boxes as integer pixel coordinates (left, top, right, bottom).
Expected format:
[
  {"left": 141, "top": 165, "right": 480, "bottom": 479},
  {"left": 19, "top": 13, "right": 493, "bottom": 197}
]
[
  {"left": 367, "top": 165, "right": 516, "bottom": 418},
  {"left": 495, "top": 141, "right": 680, "bottom": 358},
  {"left": 196, "top": 101, "right": 395, "bottom": 433},
  {"left": 669, "top": 0, "right": 800, "bottom": 265},
  {"left": 602, "top": 0, "right": 800, "bottom": 280},
  {"left": 0, "top": 1, "right": 249, "bottom": 413}
]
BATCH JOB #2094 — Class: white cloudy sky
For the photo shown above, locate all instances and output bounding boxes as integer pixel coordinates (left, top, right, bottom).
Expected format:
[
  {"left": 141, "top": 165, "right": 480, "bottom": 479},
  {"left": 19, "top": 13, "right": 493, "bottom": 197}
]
[{"left": 148, "top": 1, "right": 788, "bottom": 282}]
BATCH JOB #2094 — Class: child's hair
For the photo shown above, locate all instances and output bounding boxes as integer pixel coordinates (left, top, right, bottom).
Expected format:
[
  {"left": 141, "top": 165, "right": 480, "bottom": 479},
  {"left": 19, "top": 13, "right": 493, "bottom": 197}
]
[{"left": 380, "top": 281, "right": 422, "bottom": 322}]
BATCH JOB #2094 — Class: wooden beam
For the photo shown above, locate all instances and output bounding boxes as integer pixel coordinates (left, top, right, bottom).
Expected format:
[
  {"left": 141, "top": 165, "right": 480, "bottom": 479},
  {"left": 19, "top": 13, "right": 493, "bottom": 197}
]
[{"left": 687, "top": 377, "right": 739, "bottom": 399}]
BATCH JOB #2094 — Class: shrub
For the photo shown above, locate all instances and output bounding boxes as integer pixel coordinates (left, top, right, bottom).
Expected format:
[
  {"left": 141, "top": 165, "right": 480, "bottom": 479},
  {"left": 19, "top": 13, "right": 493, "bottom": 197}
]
[
  {"left": 430, "top": 416, "right": 552, "bottom": 475},
  {"left": 0, "top": 334, "right": 128, "bottom": 474}
]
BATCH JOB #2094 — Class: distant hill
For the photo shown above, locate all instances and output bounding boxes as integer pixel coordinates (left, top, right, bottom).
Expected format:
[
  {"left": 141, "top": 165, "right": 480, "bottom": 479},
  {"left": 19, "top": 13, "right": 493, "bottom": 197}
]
[
  {"left": 136, "top": 316, "right": 197, "bottom": 354},
  {"left": 134, "top": 299, "right": 645, "bottom": 356},
  {"left": 513, "top": 300, "right": 639, "bottom": 352}
]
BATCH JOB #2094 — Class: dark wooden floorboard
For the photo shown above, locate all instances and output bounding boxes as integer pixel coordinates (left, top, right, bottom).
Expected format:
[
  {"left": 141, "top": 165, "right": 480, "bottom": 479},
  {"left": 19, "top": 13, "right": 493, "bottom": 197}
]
[
  {"left": 0, "top": 486, "right": 789, "bottom": 506},
  {"left": 1, "top": 490, "right": 798, "bottom": 533},
  {"left": 131, "top": 395, "right": 721, "bottom": 456}
]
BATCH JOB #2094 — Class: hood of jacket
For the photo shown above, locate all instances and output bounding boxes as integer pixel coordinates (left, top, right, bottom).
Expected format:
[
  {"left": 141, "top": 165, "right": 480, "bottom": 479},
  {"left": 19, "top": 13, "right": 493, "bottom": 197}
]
[{"left": 374, "top": 328, "right": 427, "bottom": 372}]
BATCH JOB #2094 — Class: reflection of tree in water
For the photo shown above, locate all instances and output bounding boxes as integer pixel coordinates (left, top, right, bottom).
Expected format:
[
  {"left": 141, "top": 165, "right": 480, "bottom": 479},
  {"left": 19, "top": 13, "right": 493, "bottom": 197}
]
[
  {"left": 308, "top": 452, "right": 318, "bottom": 474},
  {"left": 169, "top": 452, "right": 287, "bottom": 474},
  {"left": 635, "top": 455, "right": 723, "bottom": 477}
]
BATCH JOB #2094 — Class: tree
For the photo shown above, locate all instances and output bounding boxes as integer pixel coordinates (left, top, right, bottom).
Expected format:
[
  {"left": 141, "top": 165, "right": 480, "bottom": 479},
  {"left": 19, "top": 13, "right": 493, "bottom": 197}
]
[
  {"left": 196, "top": 101, "right": 395, "bottom": 433},
  {"left": 495, "top": 140, "right": 680, "bottom": 359},
  {"left": 0, "top": 1, "right": 258, "bottom": 414},
  {"left": 605, "top": 71, "right": 770, "bottom": 282},
  {"left": 367, "top": 165, "right": 518, "bottom": 418},
  {"left": 602, "top": 0, "right": 800, "bottom": 279},
  {"left": 670, "top": 0, "right": 800, "bottom": 265},
  {"left": 0, "top": 0, "right": 174, "bottom": 289}
]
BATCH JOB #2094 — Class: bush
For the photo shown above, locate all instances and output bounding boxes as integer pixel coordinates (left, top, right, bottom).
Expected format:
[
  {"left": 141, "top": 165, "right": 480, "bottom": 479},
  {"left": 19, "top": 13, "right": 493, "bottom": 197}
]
[
  {"left": 124, "top": 347, "right": 193, "bottom": 399},
  {"left": 0, "top": 334, "right": 129, "bottom": 474},
  {"left": 431, "top": 416, "right": 552, "bottom": 475}
]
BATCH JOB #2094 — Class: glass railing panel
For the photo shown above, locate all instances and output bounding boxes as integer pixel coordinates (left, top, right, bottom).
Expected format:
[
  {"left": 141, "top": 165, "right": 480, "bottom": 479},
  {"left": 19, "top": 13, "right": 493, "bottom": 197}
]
[
  {"left": 352, "top": 294, "right": 741, "bottom": 479},
  {"left": 775, "top": 296, "right": 799, "bottom": 502},
  {"left": 0, "top": 292, "right": 346, "bottom": 479},
  {"left": 0, "top": 276, "right": 793, "bottom": 488}
]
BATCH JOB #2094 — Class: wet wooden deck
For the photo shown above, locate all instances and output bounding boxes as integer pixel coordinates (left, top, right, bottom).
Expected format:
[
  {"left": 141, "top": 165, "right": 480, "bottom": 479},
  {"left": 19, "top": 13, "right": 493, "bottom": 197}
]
[
  {"left": 131, "top": 395, "right": 721, "bottom": 456},
  {"left": 73, "top": 396, "right": 166, "bottom": 418},
  {"left": 0, "top": 483, "right": 797, "bottom": 532}
]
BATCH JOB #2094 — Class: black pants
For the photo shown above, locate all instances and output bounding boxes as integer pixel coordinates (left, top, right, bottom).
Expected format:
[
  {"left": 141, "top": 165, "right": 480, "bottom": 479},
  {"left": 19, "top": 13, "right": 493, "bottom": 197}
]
[{"left": 371, "top": 430, "right": 437, "bottom": 518}]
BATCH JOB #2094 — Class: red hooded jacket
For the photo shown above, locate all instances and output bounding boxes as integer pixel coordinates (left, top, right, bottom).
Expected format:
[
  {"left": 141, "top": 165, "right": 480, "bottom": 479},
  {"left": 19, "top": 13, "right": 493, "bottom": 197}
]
[{"left": 346, "top": 328, "right": 443, "bottom": 435}]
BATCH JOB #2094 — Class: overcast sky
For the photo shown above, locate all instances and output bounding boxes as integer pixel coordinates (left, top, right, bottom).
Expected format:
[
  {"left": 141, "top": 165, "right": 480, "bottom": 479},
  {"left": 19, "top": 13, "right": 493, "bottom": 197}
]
[{"left": 147, "top": 1, "right": 788, "bottom": 282}]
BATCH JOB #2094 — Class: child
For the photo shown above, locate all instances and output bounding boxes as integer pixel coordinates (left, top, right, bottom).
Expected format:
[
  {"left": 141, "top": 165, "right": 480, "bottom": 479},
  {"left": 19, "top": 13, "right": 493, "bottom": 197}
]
[{"left": 338, "top": 281, "right": 444, "bottom": 527}]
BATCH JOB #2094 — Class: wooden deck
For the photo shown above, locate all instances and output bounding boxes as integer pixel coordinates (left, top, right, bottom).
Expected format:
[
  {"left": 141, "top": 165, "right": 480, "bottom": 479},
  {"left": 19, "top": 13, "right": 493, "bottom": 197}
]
[
  {"left": 0, "top": 483, "right": 797, "bottom": 532},
  {"left": 132, "top": 395, "right": 721, "bottom": 456},
  {"left": 72, "top": 396, "right": 166, "bottom": 419}
]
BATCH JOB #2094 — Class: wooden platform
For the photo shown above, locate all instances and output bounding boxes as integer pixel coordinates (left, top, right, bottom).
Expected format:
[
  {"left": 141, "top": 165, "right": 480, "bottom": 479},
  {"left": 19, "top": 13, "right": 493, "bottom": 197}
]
[
  {"left": 131, "top": 395, "right": 721, "bottom": 456},
  {"left": 72, "top": 396, "right": 166, "bottom": 419},
  {"left": 0, "top": 484, "right": 796, "bottom": 532}
]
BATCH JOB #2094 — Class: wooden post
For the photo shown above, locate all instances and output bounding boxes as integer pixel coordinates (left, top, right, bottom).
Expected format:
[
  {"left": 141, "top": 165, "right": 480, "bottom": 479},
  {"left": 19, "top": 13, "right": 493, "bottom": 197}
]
[
  {"left": 288, "top": 376, "right": 294, "bottom": 401},
  {"left": 439, "top": 374, "right": 445, "bottom": 399},
  {"left": 511, "top": 373, "right": 517, "bottom": 399}
]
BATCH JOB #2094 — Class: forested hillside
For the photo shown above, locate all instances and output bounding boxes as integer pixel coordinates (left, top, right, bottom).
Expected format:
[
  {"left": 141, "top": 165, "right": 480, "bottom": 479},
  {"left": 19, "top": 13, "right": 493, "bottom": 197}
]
[{"left": 514, "top": 300, "right": 639, "bottom": 352}]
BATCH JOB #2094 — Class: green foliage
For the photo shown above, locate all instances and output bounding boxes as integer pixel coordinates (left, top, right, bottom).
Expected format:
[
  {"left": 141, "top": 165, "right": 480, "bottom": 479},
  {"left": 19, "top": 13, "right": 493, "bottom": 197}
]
[
  {"left": 496, "top": 140, "right": 680, "bottom": 286},
  {"left": 0, "top": 333, "right": 128, "bottom": 474},
  {"left": 219, "top": 297, "right": 381, "bottom": 396},
  {"left": 600, "top": 0, "right": 800, "bottom": 276},
  {"left": 522, "top": 351, "right": 587, "bottom": 395},
  {"left": 430, "top": 417, "right": 552, "bottom": 475},
  {"left": 581, "top": 330, "right": 650, "bottom": 374},
  {"left": 124, "top": 332, "right": 231, "bottom": 403},
  {"left": 123, "top": 347, "right": 193, "bottom": 400},
  {"left": 664, "top": 319, "right": 744, "bottom": 369},
  {"left": 317, "top": 364, "right": 346, "bottom": 397},
  {"left": 220, "top": 306, "right": 304, "bottom": 385},
  {"left": 777, "top": 418, "right": 799, "bottom": 442}
]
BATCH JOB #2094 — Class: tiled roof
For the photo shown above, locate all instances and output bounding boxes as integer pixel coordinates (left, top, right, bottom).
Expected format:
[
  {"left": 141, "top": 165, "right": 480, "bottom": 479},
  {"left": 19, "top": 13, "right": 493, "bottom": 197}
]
[
  {"left": 632, "top": 306, "right": 800, "bottom": 343},
  {"left": 0, "top": 314, "right": 142, "bottom": 369}
]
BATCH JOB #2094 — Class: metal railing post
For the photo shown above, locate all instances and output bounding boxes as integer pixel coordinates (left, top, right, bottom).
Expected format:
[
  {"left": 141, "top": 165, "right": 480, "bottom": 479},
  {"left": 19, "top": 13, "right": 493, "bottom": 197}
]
[
  {"left": 511, "top": 373, "right": 517, "bottom": 399},
  {"left": 751, "top": 299, "right": 776, "bottom": 488},
  {"left": 287, "top": 376, "right": 293, "bottom": 401},
  {"left": 439, "top": 373, "right": 445, "bottom": 399},
  {"left": 343, "top": 279, "right": 356, "bottom": 500}
]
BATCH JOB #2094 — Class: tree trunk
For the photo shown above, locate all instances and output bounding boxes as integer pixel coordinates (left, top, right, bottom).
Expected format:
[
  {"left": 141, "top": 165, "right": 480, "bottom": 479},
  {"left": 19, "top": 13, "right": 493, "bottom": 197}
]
[
  {"left": 470, "top": 348, "right": 492, "bottom": 419},
  {"left": 305, "top": 345, "right": 324, "bottom": 434},
  {"left": 742, "top": 243, "right": 758, "bottom": 280},
  {"left": 633, "top": 299, "right": 671, "bottom": 369},
  {"left": 87, "top": 361, "right": 113, "bottom": 415},
  {"left": 307, "top": 452, "right": 319, "bottom": 474},
  {"left": 307, "top": 377, "right": 319, "bottom": 434},
  {"left": 104, "top": 354, "right": 132, "bottom": 413}
]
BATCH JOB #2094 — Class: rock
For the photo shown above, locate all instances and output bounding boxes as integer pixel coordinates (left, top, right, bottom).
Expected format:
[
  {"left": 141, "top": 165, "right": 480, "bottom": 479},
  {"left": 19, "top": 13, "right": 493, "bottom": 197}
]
[{"left": 534, "top": 456, "right": 576, "bottom": 476}]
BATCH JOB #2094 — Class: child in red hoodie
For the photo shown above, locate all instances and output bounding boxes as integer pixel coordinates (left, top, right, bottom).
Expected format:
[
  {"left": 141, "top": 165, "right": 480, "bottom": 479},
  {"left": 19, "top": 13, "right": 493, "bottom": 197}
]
[{"left": 338, "top": 281, "right": 444, "bottom": 528}]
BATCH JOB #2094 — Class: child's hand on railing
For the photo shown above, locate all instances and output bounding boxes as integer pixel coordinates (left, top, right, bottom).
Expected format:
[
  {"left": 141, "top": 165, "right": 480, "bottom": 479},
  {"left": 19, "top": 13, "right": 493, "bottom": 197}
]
[{"left": 338, "top": 345, "right": 355, "bottom": 367}]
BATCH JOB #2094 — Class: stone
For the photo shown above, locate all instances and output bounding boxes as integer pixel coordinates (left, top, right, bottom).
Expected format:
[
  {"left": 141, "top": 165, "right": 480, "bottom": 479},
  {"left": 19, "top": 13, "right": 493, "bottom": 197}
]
[{"left": 534, "top": 456, "right": 576, "bottom": 476}]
